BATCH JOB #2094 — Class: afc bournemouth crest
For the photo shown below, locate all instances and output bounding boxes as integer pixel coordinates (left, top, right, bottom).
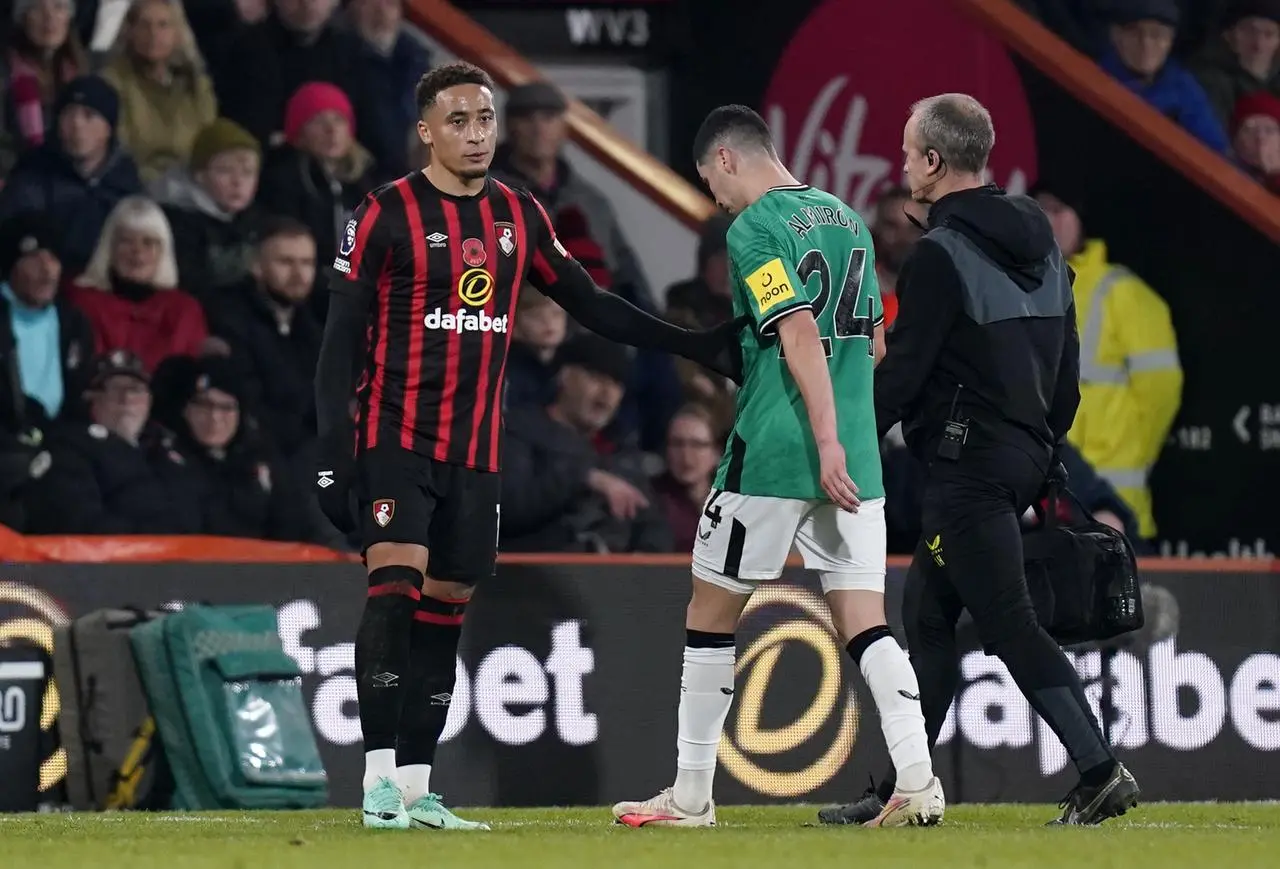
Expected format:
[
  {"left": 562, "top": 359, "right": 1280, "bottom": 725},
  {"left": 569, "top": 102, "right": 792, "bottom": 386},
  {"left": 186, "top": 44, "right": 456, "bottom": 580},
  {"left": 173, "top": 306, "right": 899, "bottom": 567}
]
[
  {"left": 495, "top": 222, "right": 516, "bottom": 256},
  {"left": 373, "top": 499, "right": 395, "bottom": 528},
  {"left": 462, "top": 237, "right": 486, "bottom": 267}
]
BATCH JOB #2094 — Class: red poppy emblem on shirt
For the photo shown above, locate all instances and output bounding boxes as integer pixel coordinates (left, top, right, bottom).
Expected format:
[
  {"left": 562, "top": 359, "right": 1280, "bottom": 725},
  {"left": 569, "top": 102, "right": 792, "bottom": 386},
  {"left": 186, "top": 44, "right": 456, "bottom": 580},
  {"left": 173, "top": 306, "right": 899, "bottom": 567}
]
[{"left": 462, "top": 238, "right": 486, "bottom": 267}]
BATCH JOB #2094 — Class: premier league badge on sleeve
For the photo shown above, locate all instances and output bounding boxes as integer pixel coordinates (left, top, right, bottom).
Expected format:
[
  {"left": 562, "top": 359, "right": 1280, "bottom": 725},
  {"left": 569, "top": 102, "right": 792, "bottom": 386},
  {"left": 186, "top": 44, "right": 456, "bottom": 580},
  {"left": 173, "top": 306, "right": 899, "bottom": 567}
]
[{"left": 339, "top": 219, "right": 358, "bottom": 257}]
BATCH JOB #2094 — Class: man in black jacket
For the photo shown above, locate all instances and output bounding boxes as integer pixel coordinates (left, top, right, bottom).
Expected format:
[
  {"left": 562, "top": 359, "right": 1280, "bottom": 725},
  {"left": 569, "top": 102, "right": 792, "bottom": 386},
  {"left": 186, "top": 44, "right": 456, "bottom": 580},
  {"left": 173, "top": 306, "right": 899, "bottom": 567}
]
[
  {"left": 501, "top": 333, "right": 671, "bottom": 553},
  {"left": 25, "top": 351, "right": 200, "bottom": 534},
  {"left": 206, "top": 217, "right": 321, "bottom": 457},
  {"left": 825, "top": 94, "right": 1138, "bottom": 827}
]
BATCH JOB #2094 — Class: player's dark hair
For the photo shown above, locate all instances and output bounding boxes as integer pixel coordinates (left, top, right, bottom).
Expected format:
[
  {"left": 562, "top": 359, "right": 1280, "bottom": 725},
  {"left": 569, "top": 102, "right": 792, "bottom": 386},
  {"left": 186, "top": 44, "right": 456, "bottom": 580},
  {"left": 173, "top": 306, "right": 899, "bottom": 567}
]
[
  {"left": 415, "top": 62, "right": 497, "bottom": 116},
  {"left": 693, "top": 104, "right": 776, "bottom": 164}
]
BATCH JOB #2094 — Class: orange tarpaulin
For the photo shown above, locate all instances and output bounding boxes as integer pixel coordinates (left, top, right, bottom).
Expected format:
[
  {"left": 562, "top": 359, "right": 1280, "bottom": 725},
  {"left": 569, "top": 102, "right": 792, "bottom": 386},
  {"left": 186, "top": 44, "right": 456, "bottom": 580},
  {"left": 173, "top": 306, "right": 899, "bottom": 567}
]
[
  {"left": 0, "top": 525, "right": 1274, "bottom": 571},
  {"left": 0, "top": 525, "right": 357, "bottom": 563}
]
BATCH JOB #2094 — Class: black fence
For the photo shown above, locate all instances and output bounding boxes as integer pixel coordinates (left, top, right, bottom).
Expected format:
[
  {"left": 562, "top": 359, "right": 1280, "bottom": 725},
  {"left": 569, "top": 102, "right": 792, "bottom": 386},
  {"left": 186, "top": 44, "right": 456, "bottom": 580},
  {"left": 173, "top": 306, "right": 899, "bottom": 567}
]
[{"left": 2, "top": 562, "right": 1277, "bottom": 807}]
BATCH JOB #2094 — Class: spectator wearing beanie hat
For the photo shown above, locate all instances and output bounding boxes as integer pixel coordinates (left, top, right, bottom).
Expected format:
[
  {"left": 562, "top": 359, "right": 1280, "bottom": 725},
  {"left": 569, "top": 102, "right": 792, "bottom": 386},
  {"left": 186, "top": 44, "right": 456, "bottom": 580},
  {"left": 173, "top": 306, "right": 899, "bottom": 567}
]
[
  {"left": 1193, "top": 1, "right": 1280, "bottom": 128},
  {"left": 1231, "top": 90, "right": 1280, "bottom": 191},
  {"left": 256, "top": 82, "right": 377, "bottom": 318},
  {"left": 100, "top": 0, "right": 217, "bottom": 186},
  {"left": 1099, "top": 0, "right": 1230, "bottom": 153},
  {"left": 150, "top": 353, "right": 331, "bottom": 544},
  {"left": 0, "top": 74, "right": 142, "bottom": 274},
  {"left": 0, "top": 210, "right": 94, "bottom": 427},
  {"left": 554, "top": 206, "right": 684, "bottom": 454},
  {"left": 154, "top": 117, "right": 265, "bottom": 304}
]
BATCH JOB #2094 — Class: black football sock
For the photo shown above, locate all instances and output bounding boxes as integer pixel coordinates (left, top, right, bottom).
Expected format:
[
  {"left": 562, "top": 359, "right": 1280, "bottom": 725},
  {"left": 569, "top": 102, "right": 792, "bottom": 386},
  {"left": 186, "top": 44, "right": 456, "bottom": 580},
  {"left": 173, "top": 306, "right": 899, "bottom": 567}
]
[
  {"left": 395, "top": 593, "right": 467, "bottom": 801},
  {"left": 357, "top": 565, "right": 422, "bottom": 787}
]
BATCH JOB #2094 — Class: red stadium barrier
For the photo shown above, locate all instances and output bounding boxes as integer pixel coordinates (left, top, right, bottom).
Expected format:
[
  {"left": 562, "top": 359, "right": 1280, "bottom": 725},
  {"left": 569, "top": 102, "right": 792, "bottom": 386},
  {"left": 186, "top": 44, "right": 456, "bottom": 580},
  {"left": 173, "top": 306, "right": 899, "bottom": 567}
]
[{"left": 0, "top": 524, "right": 1274, "bottom": 571}]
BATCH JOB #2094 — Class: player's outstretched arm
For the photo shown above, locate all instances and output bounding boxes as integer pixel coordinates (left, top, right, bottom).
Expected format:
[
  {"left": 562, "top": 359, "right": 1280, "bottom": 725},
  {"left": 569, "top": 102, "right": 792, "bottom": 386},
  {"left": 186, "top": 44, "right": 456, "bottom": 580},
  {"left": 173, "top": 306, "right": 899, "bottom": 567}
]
[
  {"left": 525, "top": 198, "right": 744, "bottom": 383},
  {"left": 776, "top": 310, "right": 860, "bottom": 512}
]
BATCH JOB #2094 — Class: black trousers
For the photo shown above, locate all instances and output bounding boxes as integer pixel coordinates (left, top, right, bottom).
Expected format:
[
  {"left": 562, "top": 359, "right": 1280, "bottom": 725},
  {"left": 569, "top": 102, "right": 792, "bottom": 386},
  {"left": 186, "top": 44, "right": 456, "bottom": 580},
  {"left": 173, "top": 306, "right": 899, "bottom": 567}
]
[{"left": 878, "top": 444, "right": 1114, "bottom": 796}]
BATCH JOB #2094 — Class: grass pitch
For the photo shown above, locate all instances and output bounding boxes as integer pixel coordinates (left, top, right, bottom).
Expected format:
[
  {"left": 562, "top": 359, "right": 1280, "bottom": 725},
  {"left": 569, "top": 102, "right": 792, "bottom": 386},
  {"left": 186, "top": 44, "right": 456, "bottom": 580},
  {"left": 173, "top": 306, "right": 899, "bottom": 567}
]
[{"left": 4, "top": 803, "right": 1278, "bottom": 869}]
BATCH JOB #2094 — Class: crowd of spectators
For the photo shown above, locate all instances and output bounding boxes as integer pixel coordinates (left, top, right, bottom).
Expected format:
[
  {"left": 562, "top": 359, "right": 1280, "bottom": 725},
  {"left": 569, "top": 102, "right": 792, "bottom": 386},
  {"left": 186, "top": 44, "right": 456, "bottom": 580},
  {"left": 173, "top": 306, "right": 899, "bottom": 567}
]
[
  {"left": 0, "top": 0, "right": 1201, "bottom": 553},
  {"left": 0, "top": 0, "right": 703, "bottom": 551},
  {"left": 1025, "top": 0, "right": 1280, "bottom": 190}
]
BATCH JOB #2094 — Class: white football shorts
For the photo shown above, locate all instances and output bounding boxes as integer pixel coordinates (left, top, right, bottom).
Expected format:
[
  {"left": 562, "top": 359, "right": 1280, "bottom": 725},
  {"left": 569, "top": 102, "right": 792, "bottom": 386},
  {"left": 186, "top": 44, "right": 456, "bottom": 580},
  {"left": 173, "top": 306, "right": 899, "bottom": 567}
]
[{"left": 691, "top": 490, "right": 886, "bottom": 595}]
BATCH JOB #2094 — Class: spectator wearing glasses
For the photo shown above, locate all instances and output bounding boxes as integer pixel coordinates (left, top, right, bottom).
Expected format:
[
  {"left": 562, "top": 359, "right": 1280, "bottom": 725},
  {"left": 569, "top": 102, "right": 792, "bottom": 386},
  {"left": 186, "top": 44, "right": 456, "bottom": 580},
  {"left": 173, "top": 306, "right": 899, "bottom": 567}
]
[
  {"left": 151, "top": 353, "right": 325, "bottom": 543},
  {"left": 24, "top": 349, "right": 199, "bottom": 533},
  {"left": 651, "top": 405, "right": 722, "bottom": 553},
  {"left": 65, "top": 195, "right": 211, "bottom": 373}
]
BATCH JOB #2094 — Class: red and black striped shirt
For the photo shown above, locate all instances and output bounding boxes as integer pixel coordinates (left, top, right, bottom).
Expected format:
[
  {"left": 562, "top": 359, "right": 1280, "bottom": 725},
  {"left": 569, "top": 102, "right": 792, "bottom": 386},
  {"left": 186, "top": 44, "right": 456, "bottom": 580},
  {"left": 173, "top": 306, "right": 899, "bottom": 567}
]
[{"left": 327, "top": 172, "right": 607, "bottom": 471}]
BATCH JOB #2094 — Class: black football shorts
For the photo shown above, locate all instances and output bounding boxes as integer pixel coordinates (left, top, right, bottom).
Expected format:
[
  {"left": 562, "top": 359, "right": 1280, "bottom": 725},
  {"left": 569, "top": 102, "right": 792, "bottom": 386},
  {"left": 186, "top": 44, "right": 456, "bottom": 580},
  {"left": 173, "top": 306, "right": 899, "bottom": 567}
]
[{"left": 355, "top": 446, "right": 501, "bottom": 584}]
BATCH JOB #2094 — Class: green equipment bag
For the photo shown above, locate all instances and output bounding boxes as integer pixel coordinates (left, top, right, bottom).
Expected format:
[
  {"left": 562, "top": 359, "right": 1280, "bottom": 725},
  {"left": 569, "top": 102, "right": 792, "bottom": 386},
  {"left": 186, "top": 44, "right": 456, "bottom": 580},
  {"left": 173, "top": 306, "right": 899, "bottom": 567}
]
[{"left": 130, "top": 605, "right": 328, "bottom": 810}]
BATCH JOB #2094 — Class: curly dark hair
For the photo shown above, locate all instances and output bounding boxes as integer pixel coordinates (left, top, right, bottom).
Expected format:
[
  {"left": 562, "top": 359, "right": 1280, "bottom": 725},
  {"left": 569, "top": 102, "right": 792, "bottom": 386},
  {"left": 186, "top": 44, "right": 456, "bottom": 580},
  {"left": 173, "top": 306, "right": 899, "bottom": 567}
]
[{"left": 415, "top": 62, "right": 497, "bottom": 116}]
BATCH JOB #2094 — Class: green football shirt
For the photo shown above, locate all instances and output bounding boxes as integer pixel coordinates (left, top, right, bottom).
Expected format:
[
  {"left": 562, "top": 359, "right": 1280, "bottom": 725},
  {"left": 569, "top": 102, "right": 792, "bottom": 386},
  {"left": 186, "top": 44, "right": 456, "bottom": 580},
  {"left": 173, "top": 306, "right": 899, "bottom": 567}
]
[{"left": 712, "top": 185, "right": 885, "bottom": 501}]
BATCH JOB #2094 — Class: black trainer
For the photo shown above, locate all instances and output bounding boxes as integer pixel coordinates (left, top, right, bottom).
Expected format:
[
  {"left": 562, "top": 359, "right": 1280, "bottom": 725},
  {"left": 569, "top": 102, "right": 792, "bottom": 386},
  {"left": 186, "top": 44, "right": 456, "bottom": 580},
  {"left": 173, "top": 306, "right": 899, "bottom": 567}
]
[
  {"left": 818, "top": 779, "right": 886, "bottom": 826},
  {"left": 1048, "top": 762, "right": 1140, "bottom": 825}
]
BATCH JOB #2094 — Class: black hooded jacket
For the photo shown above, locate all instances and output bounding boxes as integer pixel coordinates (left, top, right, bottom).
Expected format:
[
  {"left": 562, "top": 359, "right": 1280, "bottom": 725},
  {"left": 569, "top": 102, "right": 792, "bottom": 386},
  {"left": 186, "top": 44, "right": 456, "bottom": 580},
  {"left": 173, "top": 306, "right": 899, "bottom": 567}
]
[{"left": 874, "top": 185, "right": 1080, "bottom": 467}]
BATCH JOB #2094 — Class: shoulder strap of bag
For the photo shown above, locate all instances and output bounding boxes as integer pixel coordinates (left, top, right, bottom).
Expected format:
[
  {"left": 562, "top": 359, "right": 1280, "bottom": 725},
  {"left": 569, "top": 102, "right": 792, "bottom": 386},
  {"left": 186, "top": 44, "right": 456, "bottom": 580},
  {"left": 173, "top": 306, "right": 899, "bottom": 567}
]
[{"left": 1045, "top": 481, "right": 1099, "bottom": 530}]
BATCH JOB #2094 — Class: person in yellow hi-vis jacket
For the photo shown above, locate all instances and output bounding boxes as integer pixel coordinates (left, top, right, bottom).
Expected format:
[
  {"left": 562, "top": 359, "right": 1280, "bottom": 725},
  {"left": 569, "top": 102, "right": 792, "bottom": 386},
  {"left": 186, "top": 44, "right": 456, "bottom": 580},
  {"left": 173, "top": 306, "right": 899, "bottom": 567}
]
[{"left": 1034, "top": 187, "right": 1182, "bottom": 541}]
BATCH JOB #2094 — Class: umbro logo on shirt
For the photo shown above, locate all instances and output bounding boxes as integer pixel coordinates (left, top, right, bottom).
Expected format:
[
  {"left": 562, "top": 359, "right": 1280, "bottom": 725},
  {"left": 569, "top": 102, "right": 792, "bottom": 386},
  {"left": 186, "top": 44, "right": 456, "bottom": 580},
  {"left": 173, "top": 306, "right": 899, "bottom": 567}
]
[{"left": 427, "top": 232, "right": 448, "bottom": 247}]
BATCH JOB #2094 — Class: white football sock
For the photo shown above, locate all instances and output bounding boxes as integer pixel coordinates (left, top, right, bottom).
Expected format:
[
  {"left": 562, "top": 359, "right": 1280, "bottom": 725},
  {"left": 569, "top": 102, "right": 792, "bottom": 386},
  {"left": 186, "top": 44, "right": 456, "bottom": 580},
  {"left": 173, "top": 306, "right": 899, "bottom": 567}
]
[
  {"left": 673, "top": 644, "right": 735, "bottom": 813},
  {"left": 858, "top": 636, "right": 933, "bottom": 792},
  {"left": 397, "top": 764, "right": 432, "bottom": 805},
  {"left": 362, "top": 749, "right": 398, "bottom": 792}
]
